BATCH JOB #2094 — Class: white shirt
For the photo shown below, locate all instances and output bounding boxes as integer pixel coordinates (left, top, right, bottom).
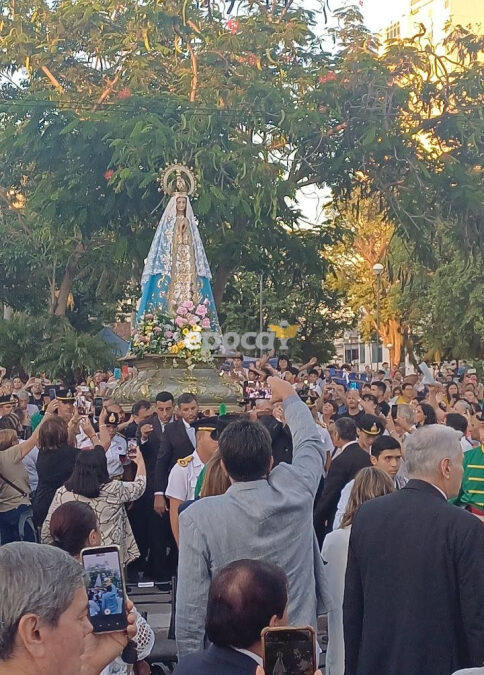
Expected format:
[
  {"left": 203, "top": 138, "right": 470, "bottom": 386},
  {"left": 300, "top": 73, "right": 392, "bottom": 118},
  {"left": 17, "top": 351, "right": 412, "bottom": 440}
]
[
  {"left": 105, "top": 434, "right": 128, "bottom": 478},
  {"left": 165, "top": 450, "right": 203, "bottom": 502},
  {"left": 334, "top": 479, "right": 355, "bottom": 530},
  {"left": 232, "top": 648, "right": 263, "bottom": 666},
  {"left": 461, "top": 436, "right": 475, "bottom": 453},
  {"left": 183, "top": 418, "right": 196, "bottom": 448}
]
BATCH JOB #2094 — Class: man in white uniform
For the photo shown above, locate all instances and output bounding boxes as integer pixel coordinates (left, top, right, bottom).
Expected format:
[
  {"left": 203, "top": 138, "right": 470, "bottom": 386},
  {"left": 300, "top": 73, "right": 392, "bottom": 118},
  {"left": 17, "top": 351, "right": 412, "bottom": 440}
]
[{"left": 165, "top": 416, "right": 222, "bottom": 546}]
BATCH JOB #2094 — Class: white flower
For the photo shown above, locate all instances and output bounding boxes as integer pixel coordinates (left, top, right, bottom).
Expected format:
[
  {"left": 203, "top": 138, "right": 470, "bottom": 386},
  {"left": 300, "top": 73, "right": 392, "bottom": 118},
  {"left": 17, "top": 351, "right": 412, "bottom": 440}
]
[{"left": 184, "top": 331, "right": 202, "bottom": 351}]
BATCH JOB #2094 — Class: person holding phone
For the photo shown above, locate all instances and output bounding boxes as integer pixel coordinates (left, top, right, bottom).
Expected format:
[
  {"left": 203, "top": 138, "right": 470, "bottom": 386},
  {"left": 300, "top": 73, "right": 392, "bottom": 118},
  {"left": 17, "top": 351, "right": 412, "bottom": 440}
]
[
  {"left": 0, "top": 542, "right": 138, "bottom": 675},
  {"left": 174, "top": 559, "right": 289, "bottom": 675},
  {"left": 41, "top": 438, "right": 146, "bottom": 567}
]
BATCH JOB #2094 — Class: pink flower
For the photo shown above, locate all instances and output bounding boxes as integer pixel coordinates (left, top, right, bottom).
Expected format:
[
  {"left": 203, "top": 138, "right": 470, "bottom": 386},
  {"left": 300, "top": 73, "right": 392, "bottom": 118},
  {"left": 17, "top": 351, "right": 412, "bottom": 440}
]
[
  {"left": 144, "top": 313, "right": 154, "bottom": 319},
  {"left": 195, "top": 304, "right": 208, "bottom": 317},
  {"left": 201, "top": 318, "right": 211, "bottom": 329},
  {"left": 177, "top": 306, "right": 188, "bottom": 316},
  {"left": 154, "top": 326, "right": 162, "bottom": 333},
  {"left": 164, "top": 330, "right": 174, "bottom": 338},
  {"left": 175, "top": 316, "right": 187, "bottom": 327},
  {"left": 182, "top": 300, "right": 194, "bottom": 310}
]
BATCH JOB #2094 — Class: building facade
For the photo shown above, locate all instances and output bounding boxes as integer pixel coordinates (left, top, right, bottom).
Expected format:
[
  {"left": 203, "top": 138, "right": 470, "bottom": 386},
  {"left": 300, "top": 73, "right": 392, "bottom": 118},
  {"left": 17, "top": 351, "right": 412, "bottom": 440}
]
[{"left": 382, "top": 0, "right": 483, "bottom": 46}]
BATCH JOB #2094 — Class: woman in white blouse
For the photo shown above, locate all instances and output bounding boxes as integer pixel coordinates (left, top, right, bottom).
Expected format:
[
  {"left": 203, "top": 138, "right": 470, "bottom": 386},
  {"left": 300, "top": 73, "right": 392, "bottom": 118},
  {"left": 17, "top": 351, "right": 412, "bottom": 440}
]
[{"left": 42, "top": 444, "right": 146, "bottom": 566}]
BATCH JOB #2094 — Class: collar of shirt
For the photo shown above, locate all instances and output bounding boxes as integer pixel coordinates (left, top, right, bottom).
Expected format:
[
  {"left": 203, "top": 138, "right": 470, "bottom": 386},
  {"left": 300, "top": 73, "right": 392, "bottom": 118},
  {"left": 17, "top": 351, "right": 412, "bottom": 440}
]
[
  {"left": 231, "top": 647, "right": 263, "bottom": 666},
  {"left": 183, "top": 418, "right": 196, "bottom": 447},
  {"left": 192, "top": 450, "right": 203, "bottom": 468},
  {"left": 341, "top": 440, "right": 356, "bottom": 452},
  {"left": 430, "top": 483, "right": 448, "bottom": 500}
]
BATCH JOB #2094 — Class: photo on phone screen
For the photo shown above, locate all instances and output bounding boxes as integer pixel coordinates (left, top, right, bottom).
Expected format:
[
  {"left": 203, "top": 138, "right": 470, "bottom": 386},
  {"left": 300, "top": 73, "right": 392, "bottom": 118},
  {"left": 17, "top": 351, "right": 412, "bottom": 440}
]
[
  {"left": 243, "top": 380, "right": 272, "bottom": 401},
  {"left": 81, "top": 545, "right": 127, "bottom": 633},
  {"left": 262, "top": 627, "right": 316, "bottom": 675}
]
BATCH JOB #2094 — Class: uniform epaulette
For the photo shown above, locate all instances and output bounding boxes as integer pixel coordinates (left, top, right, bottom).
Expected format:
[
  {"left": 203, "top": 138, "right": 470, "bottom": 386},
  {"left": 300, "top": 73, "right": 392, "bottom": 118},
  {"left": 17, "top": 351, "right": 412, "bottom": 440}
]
[{"left": 177, "top": 455, "right": 194, "bottom": 468}]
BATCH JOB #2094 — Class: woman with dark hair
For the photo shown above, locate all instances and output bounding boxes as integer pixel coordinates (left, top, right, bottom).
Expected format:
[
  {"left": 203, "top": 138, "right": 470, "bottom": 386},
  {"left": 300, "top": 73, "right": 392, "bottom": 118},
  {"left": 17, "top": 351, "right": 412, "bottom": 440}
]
[
  {"left": 319, "top": 399, "right": 338, "bottom": 427},
  {"left": 32, "top": 415, "right": 80, "bottom": 528},
  {"left": 415, "top": 402, "right": 437, "bottom": 427},
  {"left": 41, "top": 444, "right": 146, "bottom": 566},
  {"left": 445, "top": 382, "right": 459, "bottom": 408},
  {"left": 50, "top": 501, "right": 155, "bottom": 674},
  {"left": 276, "top": 356, "right": 292, "bottom": 380}
]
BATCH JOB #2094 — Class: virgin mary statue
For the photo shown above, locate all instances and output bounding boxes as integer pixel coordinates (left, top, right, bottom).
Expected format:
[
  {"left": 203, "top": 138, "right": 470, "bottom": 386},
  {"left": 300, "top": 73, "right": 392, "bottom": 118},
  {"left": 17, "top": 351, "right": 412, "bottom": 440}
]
[{"left": 137, "top": 166, "right": 220, "bottom": 331}]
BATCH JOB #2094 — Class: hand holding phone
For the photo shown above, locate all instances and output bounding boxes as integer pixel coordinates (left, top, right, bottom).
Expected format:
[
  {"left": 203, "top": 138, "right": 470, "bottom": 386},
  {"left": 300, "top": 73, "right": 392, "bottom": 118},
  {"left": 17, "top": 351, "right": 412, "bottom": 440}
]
[{"left": 81, "top": 545, "right": 127, "bottom": 634}]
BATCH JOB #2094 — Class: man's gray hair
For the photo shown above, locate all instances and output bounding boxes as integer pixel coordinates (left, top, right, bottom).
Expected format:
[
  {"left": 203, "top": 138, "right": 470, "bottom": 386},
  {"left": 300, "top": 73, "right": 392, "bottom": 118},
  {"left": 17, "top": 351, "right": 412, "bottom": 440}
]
[
  {"left": 0, "top": 543, "right": 86, "bottom": 661},
  {"left": 405, "top": 424, "right": 462, "bottom": 478},
  {"left": 16, "top": 391, "right": 29, "bottom": 401},
  {"left": 396, "top": 404, "right": 414, "bottom": 424}
]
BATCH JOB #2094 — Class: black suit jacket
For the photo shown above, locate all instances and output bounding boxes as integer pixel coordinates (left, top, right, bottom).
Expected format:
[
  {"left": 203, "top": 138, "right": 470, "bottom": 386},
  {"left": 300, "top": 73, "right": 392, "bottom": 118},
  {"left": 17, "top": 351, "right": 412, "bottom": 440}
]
[
  {"left": 137, "top": 414, "right": 165, "bottom": 497},
  {"left": 314, "top": 441, "right": 370, "bottom": 543},
  {"left": 258, "top": 414, "right": 293, "bottom": 466},
  {"left": 173, "top": 645, "right": 258, "bottom": 675},
  {"left": 344, "top": 479, "right": 484, "bottom": 675},
  {"left": 153, "top": 418, "right": 195, "bottom": 494}
]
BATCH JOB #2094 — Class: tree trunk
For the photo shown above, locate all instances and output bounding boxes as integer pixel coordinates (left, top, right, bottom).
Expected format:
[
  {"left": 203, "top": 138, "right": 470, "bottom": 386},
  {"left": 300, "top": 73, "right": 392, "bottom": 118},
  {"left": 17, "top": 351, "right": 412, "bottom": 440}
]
[
  {"left": 212, "top": 263, "right": 232, "bottom": 313},
  {"left": 50, "top": 242, "right": 85, "bottom": 316}
]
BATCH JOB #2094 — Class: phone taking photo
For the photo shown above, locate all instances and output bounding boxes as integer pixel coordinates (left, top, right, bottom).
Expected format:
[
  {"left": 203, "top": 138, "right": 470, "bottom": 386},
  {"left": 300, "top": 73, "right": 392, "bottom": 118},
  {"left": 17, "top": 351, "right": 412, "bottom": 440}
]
[
  {"left": 80, "top": 545, "right": 127, "bottom": 633},
  {"left": 262, "top": 626, "right": 316, "bottom": 675}
]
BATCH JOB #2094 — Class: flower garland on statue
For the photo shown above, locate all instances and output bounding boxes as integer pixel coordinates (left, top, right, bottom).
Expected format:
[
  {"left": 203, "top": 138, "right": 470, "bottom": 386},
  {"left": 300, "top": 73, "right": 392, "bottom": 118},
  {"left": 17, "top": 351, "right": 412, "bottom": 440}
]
[{"left": 132, "top": 299, "right": 213, "bottom": 365}]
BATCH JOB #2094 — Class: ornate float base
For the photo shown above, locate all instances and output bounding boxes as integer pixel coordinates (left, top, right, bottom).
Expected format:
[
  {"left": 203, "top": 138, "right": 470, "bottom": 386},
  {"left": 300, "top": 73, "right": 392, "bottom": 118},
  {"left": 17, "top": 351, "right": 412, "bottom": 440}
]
[{"left": 112, "top": 355, "right": 240, "bottom": 410}]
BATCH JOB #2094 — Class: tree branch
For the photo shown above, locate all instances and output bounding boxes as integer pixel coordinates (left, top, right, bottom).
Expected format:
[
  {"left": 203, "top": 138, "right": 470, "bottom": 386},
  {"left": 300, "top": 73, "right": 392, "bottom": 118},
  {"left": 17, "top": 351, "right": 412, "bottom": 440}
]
[
  {"left": 92, "top": 70, "right": 121, "bottom": 110},
  {"left": 186, "top": 41, "right": 198, "bottom": 103},
  {"left": 276, "top": 0, "right": 294, "bottom": 24},
  {"left": 40, "top": 65, "right": 63, "bottom": 92}
]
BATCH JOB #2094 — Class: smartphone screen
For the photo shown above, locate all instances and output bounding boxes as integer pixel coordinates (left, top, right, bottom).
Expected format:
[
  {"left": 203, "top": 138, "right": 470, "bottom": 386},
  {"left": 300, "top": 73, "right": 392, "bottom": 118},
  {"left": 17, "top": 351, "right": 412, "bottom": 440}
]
[
  {"left": 81, "top": 545, "right": 127, "bottom": 633},
  {"left": 243, "top": 380, "right": 272, "bottom": 401},
  {"left": 349, "top": 381, "right": 358, "bottom": 390},
  {"left": 262, "top": 627, "right": 316, "bottom": 675},
  {"left": 49, "top": 388, "right": 56, "bottom": 400},
  {"left": 391, "top": 404, "right": 398, "bottom": 419},
  {"left": 94, "top": 397, "right": 104, "bottom": 417}
]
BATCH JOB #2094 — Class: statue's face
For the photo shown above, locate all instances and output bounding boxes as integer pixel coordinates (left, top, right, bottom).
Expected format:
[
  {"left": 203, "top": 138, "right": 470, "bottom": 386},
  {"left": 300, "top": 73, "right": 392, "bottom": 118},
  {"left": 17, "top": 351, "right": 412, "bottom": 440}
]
[{"left": 176, "top": 196, "right": 187, "bottom": 214}]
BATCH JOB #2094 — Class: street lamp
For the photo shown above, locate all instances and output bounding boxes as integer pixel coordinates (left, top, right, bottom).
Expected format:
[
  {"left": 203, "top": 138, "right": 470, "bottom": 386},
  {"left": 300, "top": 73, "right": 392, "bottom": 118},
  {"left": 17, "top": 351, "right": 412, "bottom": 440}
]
[{"left": 372, "top": 263, "right": 384, "bottom": 371}]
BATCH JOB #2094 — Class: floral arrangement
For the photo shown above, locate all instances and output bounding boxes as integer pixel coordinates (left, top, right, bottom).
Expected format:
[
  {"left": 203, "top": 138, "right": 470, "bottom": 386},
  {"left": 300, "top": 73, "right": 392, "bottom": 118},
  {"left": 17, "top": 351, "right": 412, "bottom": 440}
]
[{"left": 132, "top": 299, "right": 214, "bottom": 364}]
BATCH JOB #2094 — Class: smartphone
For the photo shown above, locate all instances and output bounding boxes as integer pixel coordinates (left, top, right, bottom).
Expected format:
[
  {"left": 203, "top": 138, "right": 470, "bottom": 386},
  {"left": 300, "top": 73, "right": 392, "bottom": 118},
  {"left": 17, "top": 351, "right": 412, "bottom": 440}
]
[
  {"left": 114, "top": 367, "right": 121, "bottom": 380},
  {"left": 127, "top": 438, "right": 138, "bottom": 459},
  {"left": 49, "top": 388, "right": 56, "bottom": 400},
  {"left": 80, "top": 545, "right": 127, "bottom": 633},
  {"left": 76, "top": 396, "right": 86, "bottom": 416},
  {"left": 94, "top": 397, "right": 104, "bottom": 417},
  {"left": 262, "top": 626, "right": 316, "bottom": 675},
  {"left": 391, "top": 404, "right": 398, "bottom": 419},
  {"left": 349, "top": 381, "right": 358, "bottom": 390},
  {"left": 243, "top": 380, "right": 271, "bottom": 401}
]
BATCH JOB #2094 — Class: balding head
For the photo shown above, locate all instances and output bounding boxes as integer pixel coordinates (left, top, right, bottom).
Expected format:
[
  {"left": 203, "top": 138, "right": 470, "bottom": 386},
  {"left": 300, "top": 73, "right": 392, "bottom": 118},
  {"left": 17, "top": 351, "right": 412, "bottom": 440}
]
[{"left": 206, "top": 559, "right": 287, "bottom": 649}]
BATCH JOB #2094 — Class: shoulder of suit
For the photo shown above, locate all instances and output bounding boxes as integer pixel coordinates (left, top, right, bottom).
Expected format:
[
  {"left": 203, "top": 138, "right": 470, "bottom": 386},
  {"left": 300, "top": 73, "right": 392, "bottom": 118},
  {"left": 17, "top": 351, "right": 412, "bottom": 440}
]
[{"left": 177, "top": 455, "right": 194, "bottom": 468}]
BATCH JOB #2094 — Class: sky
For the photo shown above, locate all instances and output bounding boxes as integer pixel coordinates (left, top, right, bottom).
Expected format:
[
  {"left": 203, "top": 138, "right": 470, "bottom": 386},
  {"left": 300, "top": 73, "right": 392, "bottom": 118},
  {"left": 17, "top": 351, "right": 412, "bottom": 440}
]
[{"left": 362, "top": 0, "right": 407, "bottom": 32}]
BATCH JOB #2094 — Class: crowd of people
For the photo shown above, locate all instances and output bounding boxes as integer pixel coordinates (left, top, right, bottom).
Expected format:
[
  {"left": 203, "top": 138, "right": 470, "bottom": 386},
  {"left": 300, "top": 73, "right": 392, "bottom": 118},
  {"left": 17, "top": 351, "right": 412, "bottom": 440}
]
[{"left": 0, "top": 355, "right": 483, "bottom": 675}]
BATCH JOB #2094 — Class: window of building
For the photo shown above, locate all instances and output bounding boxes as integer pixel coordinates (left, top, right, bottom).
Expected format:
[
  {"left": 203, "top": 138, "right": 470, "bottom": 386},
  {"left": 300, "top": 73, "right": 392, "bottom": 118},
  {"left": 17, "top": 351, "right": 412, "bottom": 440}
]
[
  {"left": 345, "top": 346, "right": 359, "bottom": 364},
  {"left": 385, "top": 20, "right": 401, "bottom": 41}
]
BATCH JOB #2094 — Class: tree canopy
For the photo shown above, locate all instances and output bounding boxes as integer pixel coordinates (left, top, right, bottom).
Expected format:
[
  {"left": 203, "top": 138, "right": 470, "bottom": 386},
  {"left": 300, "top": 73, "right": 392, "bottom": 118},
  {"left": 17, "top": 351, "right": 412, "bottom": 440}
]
[{"left": 0, "top": 0, "right": 482, "bottom": 373}]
